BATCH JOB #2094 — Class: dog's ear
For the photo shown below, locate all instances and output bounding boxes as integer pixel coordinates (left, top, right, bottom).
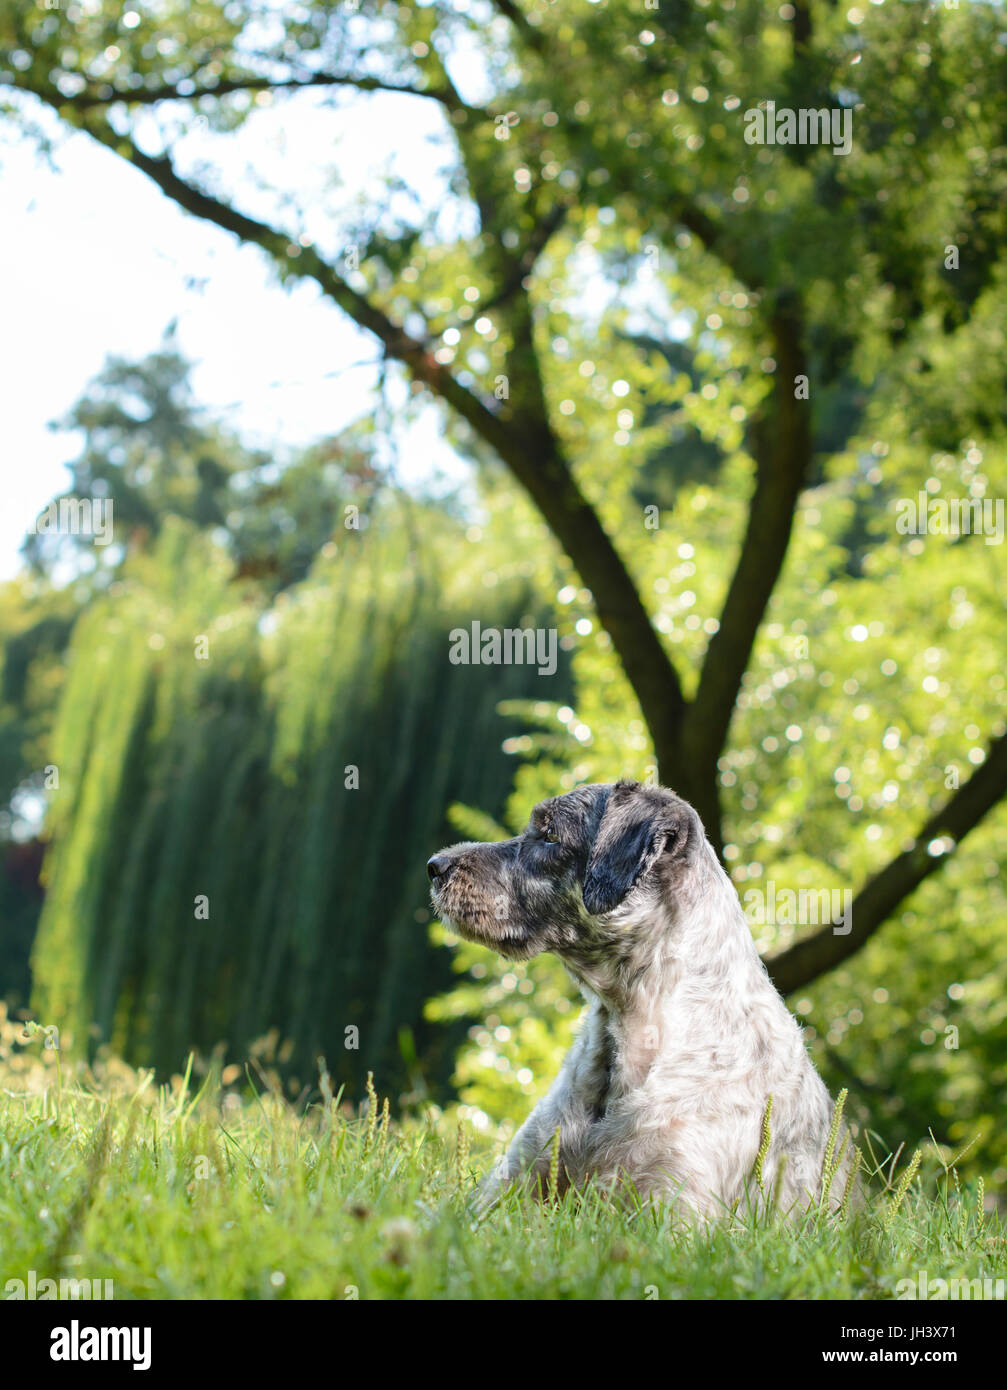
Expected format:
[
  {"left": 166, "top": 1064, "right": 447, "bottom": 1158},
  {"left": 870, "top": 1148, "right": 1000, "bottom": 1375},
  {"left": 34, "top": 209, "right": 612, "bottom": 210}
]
[{"left": 582, "top": 785, "right": 667, "bottom": 917}]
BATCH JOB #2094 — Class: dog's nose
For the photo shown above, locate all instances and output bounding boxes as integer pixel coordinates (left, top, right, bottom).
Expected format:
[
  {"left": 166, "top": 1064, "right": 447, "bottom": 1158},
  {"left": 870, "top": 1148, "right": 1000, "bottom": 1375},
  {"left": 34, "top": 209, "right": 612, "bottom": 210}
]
[{"left": 427, "top": 854, "right": 453, "bottom": 884}]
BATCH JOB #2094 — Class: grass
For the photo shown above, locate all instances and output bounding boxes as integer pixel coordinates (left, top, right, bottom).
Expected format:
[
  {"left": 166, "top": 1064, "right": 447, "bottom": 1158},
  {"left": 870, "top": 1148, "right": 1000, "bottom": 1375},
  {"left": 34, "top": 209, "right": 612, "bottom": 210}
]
[{"left": 0, "top": 1034, "right": 1003, "bottom": 1301}]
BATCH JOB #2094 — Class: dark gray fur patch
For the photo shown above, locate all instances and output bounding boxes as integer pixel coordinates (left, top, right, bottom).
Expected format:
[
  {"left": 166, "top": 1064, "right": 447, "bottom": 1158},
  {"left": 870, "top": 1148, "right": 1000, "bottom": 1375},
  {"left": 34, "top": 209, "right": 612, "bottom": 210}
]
[{"left": 428, "top": 780, "right": 701, "bottom": 966}]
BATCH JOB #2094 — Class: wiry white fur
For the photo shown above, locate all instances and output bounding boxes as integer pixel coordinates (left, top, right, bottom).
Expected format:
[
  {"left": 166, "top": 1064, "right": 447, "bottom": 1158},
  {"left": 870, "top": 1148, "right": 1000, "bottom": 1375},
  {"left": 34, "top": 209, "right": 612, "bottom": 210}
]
[{"left": 479, "top": 833, "right": 850, "bottom": 1219}]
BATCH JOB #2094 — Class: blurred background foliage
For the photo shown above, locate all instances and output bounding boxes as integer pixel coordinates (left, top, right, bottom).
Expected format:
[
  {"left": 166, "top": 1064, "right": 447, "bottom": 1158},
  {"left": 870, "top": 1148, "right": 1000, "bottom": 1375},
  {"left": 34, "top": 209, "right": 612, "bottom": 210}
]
[
  {"left": 0, "top": 0, "right": 1005, "bottom": 1183},
  {"left": 30, "top": 515, "right": 568, "bottom": 1097},
  {"left": 9, "top": 348, "right": 569, "bottom": 1095}
]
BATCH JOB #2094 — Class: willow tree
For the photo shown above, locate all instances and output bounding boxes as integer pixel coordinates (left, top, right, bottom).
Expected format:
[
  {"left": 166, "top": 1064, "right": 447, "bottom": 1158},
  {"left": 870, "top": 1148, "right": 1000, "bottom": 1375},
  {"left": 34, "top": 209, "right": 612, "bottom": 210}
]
[
  {"left": 5, "top": 0, "right": 1006, "bottom": 1005},
  {"left": 32, "top": 516, "right": 567, "bottom": 1092}
]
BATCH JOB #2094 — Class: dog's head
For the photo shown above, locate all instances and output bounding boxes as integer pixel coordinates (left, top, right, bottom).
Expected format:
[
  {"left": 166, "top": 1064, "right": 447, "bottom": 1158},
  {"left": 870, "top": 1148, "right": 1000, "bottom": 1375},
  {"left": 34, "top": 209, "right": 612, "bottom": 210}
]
[{"left": 427, "top": 780, "right": 705, "bottom": 965}]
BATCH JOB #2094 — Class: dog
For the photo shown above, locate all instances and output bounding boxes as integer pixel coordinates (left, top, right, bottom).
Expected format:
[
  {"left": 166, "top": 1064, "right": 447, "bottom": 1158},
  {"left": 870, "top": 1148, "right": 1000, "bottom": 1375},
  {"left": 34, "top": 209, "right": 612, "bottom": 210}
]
[{"left": 427, "top": 779, "right": 852, "bottom": 1217}]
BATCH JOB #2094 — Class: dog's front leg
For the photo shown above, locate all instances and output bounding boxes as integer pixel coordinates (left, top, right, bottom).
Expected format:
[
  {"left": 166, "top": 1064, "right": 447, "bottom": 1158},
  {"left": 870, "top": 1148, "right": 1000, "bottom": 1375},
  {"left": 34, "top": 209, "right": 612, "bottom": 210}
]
[
  {"left": 474, "top": 1003, "right": 609, "bottom": 1214},
  {"left": 475, "top": 1083, "right": 571, "bottom": 1213}
]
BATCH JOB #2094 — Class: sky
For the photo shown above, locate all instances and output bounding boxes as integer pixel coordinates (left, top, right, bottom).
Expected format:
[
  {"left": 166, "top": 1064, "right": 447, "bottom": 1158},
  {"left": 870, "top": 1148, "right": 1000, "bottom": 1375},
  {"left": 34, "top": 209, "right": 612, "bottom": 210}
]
[{"left": 0, "top": 80, "right": 469, "bottom": 580}]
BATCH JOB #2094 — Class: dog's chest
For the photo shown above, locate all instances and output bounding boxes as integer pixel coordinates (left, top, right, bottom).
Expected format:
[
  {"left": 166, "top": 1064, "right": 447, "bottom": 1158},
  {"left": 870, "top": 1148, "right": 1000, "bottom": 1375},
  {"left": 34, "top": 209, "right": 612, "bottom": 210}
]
[
  {"left": 566, "top": 1004, "right": 769, "bottom": 1181},
  {"left": 569, "top": 1017, "right": 664, "bottom": 1154}
]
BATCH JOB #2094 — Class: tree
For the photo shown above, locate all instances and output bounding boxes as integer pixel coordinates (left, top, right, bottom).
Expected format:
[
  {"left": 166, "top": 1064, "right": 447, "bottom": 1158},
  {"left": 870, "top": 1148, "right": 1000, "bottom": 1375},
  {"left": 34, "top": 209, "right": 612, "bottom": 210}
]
[
  {"left": 4, "top": 0, "right": 1006, "bottom": 1004},
  {"left": 2, "top": 339, "right": 427, "bottom": 1020},
  {"left": 22, "top": 333, "right": 385, "bottom": 594},
  {"left": 30, "top": 514, "right": 570, "bottom": 1094}
]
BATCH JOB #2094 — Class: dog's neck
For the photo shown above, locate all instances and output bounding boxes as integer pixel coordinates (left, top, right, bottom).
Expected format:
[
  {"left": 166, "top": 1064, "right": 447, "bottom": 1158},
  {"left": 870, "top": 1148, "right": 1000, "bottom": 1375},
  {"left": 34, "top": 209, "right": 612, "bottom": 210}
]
[{"left": 566, "top": 840, "right": 772, "bottom": 1088}]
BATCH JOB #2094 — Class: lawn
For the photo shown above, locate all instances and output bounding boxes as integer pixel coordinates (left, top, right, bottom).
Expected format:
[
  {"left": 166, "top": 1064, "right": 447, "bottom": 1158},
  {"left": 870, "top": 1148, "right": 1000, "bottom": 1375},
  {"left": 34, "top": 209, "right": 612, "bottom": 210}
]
[{"left": 0, "top": 1025, "right": 1002, "bottom": 1302}]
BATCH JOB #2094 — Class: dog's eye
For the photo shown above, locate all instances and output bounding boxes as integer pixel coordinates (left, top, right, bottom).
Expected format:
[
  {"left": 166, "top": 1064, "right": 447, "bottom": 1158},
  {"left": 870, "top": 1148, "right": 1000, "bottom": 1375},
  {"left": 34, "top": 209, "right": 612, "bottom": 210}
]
[{"left": 541, "top": 824, "right": 558, "bottom": 844}]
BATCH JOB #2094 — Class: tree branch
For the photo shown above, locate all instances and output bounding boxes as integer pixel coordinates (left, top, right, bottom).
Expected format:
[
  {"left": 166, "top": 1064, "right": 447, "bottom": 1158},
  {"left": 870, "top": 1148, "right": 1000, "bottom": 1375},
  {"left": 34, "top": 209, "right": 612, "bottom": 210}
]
[
  {"left": 685, "top": 295, "right": 812, "bottom": 788},
  {"left": 766, "top": 728, "right": 1007, "bottom": 995},
  {"left": 487, "top": 0, "right": 547, "bottom": 52},
  {"left": 792, "top": 1, "right": 813, "bottom": 54},
  {"left": 471, "top": 199, "right": 572, "bottom": 320},
  {"left": 46, "top": 71, "right": 480, "bottom": 116}
]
